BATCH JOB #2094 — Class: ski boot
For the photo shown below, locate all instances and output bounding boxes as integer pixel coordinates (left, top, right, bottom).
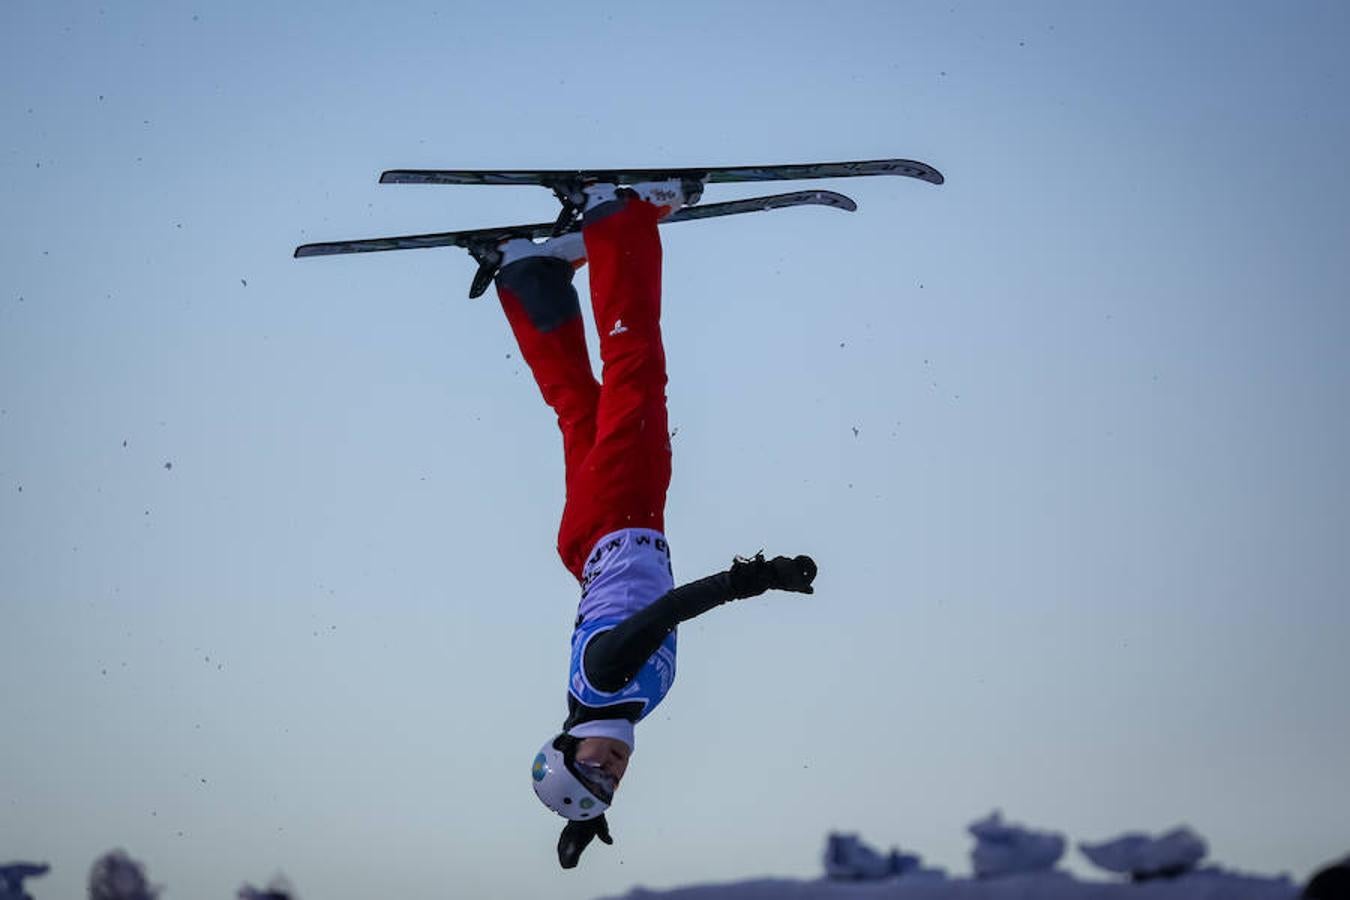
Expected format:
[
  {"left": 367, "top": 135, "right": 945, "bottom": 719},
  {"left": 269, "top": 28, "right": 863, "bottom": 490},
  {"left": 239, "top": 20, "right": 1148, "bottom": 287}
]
[
  {"left": 470, "top": 179, "right": 698, "bottom": 295},
  {"left": 498, "top": 230, "right": 587, "bottom": 269},
  {"left": 581, "top": 178, "right": 702, "bottom": 221},
  {"left": 465, "top": 230, "right": 586, "bottom": 298},
  {"left": 550, "top": 177, "right": 703, "bottom": 234}
]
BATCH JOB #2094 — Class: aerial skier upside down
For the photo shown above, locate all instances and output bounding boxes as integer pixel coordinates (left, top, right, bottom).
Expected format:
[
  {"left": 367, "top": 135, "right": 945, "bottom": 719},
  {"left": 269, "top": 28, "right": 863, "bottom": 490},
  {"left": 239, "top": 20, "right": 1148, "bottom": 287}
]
[{"left": 492, "top": 180, "right": 818, "bottom": 868}]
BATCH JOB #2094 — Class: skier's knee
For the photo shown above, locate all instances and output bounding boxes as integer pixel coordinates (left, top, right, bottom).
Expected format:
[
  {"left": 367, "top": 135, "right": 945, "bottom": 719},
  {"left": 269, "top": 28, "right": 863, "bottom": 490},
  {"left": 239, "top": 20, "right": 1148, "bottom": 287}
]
[{"left": 497, "top": 257, "right": 581, "bottom": 332}]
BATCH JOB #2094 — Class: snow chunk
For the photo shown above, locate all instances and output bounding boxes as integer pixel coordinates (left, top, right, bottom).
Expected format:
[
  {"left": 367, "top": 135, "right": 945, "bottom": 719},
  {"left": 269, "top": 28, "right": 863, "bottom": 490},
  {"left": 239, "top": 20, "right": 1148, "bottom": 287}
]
[
  {"left": 823, "top": 833, "right": 942, "bottom": 881},
  {"left": 88, "top": 850, "right": 159, "bottom": 900},
  {"left": 0, "top": 862, "right": 50, "bottom": 900},
  {"left": 1079, "top": 827, "right": 1207, "bottom": 880},
  {"left": 968, "top": 811, "right": 1065, "bottom": 878}
]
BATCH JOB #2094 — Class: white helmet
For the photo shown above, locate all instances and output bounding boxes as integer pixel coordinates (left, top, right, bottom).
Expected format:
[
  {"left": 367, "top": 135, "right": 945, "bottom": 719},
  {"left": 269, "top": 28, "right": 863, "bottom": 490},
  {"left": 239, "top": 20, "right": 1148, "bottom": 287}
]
[{"left": 532, "top": 734, "right": 615, "bottom": 821}]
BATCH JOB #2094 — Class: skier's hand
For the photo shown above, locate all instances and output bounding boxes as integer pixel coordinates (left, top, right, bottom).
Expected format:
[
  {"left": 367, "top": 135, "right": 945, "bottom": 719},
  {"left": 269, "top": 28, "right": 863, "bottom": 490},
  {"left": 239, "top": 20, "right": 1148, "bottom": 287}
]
[
  {"left": 557, "top": 815, "right": 613, "bottom": 869},
  {"left": 729, "top": 553, "right": 817, "bottom": 598},
  {"left": 770, "top": 554, "right": 817, "bottom": 593}
]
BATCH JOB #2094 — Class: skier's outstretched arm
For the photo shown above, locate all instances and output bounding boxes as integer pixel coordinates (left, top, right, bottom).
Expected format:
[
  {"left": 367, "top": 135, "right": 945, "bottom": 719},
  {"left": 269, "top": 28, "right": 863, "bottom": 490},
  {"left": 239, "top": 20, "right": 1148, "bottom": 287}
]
[{"left": 584, "top": 553, "right": 817, "bottom": 691}]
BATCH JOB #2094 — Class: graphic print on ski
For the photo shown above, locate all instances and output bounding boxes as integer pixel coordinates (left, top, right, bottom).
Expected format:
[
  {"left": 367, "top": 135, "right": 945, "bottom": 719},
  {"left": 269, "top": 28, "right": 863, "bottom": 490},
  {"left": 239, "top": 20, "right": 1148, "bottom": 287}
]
[
  {"left": 294, "top": 189, "right": 858, "bottom": 297},
  {"left": 379, "top": 157, "right": 944, "bottom": 233}
]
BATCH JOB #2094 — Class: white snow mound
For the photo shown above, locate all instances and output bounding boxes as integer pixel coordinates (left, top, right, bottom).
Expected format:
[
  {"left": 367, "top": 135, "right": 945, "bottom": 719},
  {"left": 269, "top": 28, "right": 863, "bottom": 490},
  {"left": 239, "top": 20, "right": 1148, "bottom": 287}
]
[
  {"left": 1079, "top": 828, "right": 1207, "bottom": 878},
  {"left": 601, "top": 869, "right": 1298, "bottom": 900}
]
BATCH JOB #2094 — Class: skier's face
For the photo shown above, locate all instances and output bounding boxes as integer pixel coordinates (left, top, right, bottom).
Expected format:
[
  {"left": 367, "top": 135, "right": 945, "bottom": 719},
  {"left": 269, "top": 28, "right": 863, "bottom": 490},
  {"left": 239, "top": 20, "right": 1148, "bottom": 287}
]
[{"left": 574, "top": 737, "right": 631, "bottom": 787}]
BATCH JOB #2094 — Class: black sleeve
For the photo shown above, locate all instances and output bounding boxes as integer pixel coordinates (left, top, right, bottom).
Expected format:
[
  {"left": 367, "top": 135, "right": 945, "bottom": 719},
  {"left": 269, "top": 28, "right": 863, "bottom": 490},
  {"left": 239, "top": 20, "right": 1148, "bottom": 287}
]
[{"left": 582, "top": 571, "right": 735, "bottom": 692}]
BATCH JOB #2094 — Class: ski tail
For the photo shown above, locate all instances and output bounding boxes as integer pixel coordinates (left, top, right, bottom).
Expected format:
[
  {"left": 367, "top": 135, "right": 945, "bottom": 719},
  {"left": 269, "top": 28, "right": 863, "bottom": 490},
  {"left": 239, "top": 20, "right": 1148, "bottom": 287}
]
[{"left": 294, "top": 225, "right": 534, "bottom": 259}]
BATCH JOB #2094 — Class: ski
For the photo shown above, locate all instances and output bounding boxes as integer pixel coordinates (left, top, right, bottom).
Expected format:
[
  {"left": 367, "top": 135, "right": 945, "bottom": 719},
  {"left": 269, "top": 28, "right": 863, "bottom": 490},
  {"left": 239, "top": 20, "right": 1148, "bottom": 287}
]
[
  {"left": 379, "top": 158, "right": 944, "bottom": 188},
  {"left": 294, "top": 189, "right": 857, "bottom": 298},
  {"left": 379, "top": 157, "right": 942, "bottom": 233}
]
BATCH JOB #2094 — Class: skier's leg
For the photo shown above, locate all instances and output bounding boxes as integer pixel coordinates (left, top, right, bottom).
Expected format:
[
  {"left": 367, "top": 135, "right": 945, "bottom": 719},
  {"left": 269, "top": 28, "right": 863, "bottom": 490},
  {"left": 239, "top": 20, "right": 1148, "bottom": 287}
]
[
  {"left": 493, "top": 236, "right": 602, "bottom": 563},
  {"left": 556, "top": 192, "right": 675, "bottom": 574}
]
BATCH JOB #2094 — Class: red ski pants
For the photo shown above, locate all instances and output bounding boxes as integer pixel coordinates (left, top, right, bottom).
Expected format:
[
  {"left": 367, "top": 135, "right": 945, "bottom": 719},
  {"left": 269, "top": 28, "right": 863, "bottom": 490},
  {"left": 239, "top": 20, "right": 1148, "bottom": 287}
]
[{"left": 495, "top": 198, "right": 671, "bottom": 581}]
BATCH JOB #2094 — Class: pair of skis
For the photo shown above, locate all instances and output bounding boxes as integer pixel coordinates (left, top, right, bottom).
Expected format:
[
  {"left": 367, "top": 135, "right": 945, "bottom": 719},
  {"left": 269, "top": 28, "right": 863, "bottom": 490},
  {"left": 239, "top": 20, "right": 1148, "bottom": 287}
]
[{"left": 293, "top": 158, "right": 944, "bottom": 298}]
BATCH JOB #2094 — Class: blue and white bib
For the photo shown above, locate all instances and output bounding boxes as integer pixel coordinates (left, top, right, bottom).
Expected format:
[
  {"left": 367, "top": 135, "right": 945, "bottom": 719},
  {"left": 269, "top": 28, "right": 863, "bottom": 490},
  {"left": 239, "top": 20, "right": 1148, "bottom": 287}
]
[{"left": 568, "top": 528, "right": 677, "bottom": 721}]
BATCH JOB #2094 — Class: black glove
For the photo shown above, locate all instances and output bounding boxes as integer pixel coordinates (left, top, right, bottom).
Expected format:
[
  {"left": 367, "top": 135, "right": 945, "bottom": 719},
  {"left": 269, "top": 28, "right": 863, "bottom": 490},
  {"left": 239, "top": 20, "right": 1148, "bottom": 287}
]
[
  {"left": 557, "top": 814, "right": 613, "bottom": 869},
  {"left": 728, "top": 552, "right": 818, "bottom": 599}
]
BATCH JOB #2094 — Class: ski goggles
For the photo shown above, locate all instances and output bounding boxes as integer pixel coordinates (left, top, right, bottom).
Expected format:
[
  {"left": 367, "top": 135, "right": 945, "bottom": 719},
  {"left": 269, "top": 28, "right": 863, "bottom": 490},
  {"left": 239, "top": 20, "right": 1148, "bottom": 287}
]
[{"left": 569, "top": 759, "right": 618, "bottom": 804}]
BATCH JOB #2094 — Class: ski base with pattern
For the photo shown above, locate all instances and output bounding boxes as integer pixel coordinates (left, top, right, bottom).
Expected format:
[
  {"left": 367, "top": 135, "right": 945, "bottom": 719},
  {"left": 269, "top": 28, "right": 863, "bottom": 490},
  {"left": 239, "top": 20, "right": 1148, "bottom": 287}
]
[
  {"left": 294, "top": 189, "right": 857, "bottom": 298},
  {"left": 379, "top": 157, "right": 943, "bottom": 234}
]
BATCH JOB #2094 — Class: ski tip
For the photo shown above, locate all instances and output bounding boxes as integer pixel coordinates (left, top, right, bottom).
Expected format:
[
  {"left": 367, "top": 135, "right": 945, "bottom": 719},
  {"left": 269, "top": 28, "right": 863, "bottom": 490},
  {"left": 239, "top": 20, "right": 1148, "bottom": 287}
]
[
  {"left": 823, "top": 191, "right": 858, "bottom": 211},
  {"left": 800, "top": 190, "right": 857, "bottom": 211},
  {"left": 887, "top": 159, "right": 944, "bottom": 185}
]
